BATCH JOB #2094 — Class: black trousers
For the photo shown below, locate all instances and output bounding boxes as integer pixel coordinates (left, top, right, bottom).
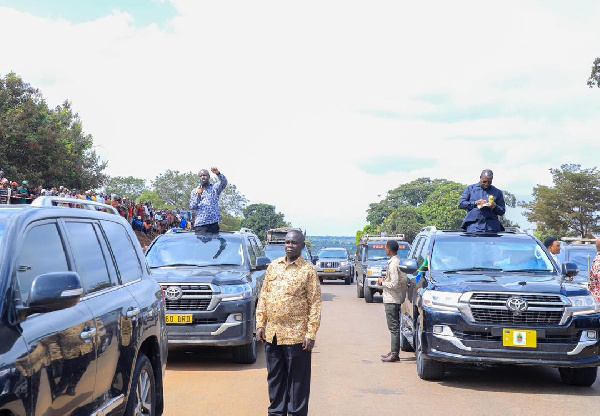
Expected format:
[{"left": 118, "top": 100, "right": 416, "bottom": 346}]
[
  {"left": 385, "top": 303, "right": 401, "bottom": 356},
  {"left": 265, "top": 337, "right": 312, "bottom": 416},
  {"left": 194, "top": 222, "right": 219, "bottom": 233}
]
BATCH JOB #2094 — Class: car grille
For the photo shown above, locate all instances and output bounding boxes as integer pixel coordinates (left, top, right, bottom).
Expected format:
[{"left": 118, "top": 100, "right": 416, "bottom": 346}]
[
  {"left": 453, "top": 330, "right": 579, "bottom": 344},
  {"left": 161, "top": 284, "right": 213, "bottom": 311},
  {"left": 468, "top": 292, "right": 566, "bottom": 326},
  {"left": 321, "top": 262, "right": 339, "bottom": 268}
]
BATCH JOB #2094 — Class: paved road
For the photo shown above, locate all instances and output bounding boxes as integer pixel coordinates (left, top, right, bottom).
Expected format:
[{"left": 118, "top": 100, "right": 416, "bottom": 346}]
[{"left": 164, "top": 282, "right": 599, "bottom": 415}]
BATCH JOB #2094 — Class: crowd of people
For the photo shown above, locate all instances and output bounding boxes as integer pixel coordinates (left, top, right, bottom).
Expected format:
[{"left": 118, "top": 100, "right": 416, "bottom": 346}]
[{"left": 0, "top": 171, "right": 191, "bottom": 237}]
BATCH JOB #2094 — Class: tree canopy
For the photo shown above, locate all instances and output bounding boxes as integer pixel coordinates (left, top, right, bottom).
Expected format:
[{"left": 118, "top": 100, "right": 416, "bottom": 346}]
[
  {"left": 587, "top": 57, "right": 600, "bottom": 88},
  {"left": 521, "top": 164, "right": 600, "bottom": 239},
  {"left": 241, "top": 203, "right": 290, "bottom": 243},
  {"left": 0, "top": 72, "right": 107, "bottom": 189},
  {"left": 106, "top": 176, "right": 148, "bottom": 201}
]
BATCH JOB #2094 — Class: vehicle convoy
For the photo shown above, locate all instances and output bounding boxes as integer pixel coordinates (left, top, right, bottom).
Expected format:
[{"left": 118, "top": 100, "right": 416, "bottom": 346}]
[
  {"left": 355, "top": 234, "right": 411, "bottom": 303},
  {"left": 315, "top": 247, "right": 354, "bottom": 284},
  {"left": 0, "top": 197, "right": 168, "bottom": 415},
  {"left": 263, "top": 227, "right": 313, "bottom": 263},
  {"left": 557, "top": 238, "right": 597, "bottom": 288},
  {"left": 145, "top": 228, "right": 269, "bottom": 364},
  {"left": 399, "top": 226, "right": 600, "bottom": 386}
]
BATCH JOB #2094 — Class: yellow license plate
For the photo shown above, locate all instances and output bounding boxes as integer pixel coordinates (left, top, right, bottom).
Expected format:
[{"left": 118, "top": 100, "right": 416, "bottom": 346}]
[
  {"left": 324, "top": 269, "right": 336, "bottom": 273},
  {"left": 503, "top": 329, "right": 537, "bottom": 348},
  {"left": 166, "top": 314, "right": 193, "bottom": 324}
]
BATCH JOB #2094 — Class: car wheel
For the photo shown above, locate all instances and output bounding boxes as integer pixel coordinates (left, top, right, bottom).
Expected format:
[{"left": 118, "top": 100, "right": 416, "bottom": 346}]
[
  {"left": 416, "top": 318, "right": 445, "bottom": 380},
  {"left": 233, "top": 337, "right": 257, "bottom": 364},
  {"left": 364, "top": 285, "right": 373, "bottom": 303},
  {"left": 356, "top": 277, "right": 364, "bottom": 298},
  {"left": 344, "top": 274, "right": 351, "bottom": 285},
  {"left": 558, "top": 367, "right": 597, "bottom": 387},
  {"left": 125, "top": 353, "right": 156, "bottom": 416},
  {"left": 400, "top": 315, "right": 414, "bottom": 352}
]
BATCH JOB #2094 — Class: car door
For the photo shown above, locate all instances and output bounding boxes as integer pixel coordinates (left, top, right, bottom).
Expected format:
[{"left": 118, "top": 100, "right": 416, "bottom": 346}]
[
  {"left": 247, "top": 236, "right": 267, "bottom": 299},
  {"left": 62, "top": 220, "right": 140, "bottom": 408},
  {"left": 403, "top": 235, "right": 426, "bottom": 322},
  {"left": 15, "top": 220, "right": 97, "bottom": 415}
]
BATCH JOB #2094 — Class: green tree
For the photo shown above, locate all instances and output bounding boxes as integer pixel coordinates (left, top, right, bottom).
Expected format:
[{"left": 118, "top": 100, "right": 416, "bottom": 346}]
[
  {"left": 241, "top": 203, "right": 290, "bottom": 243},
  {"left": 106, "top": 176, "right": 147, "bottom": 200},
  {"left": 587, "top": 57, "right": 600, "bottom": 88},
  {"left": 521, "top": 164, "right": 600, "bottom": 238},
  {"left": 137, "top": 190, "right": 167, "bottom": 208},
  {"left": 380, "top": 205, "right": 424, "bottom": 242},
  {"left": 421, "top": 182, "right": 467, "bottom": 230},
  {"left": 151, "top": 170, "right": 197, "bottom": 208},
  {"left": 0, "top": 72, "right": 107, "bottom": 189},
  {"left": 355, "top": 224, "right": 379, "bottom": 246}
]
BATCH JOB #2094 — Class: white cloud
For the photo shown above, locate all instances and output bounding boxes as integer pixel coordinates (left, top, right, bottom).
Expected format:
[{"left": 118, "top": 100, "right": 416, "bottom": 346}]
[{"left": 1, "top": 1, "right": 599, "bottom": 235}]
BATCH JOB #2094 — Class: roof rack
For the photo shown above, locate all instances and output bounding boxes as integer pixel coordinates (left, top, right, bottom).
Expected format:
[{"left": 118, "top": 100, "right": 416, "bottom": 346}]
[
  {"left": 30, "top": 196, "right": 119, "bottom": 215},
  {"left": 420, "top": 226, "right": 437, "bottom": 233},
  {"left": 239, "top": 228, "right": 255, "bottom": 234},
  {"left": 362, "top": 233, "right": 406, "bottom": 241},
  {"left": 561, "top": 237, "right": 597, "bottom": 244}
]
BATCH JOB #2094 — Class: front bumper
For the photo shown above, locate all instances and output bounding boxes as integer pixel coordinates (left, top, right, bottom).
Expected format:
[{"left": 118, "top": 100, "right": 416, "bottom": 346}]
[
  {"left": 166, "top": 299, "right": 254, "bottom": 347},
  {"left": 317, "top": 265, "right": 352, "bottom": 278},
  {"left": 421, "top": 308, "right": 600, "bottom": 367},
  {"left": 365, "top": 277, "right": 383, "bottom": 291}
]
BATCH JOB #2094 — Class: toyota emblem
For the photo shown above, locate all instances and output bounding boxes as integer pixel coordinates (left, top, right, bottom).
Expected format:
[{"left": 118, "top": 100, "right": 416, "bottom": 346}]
[
  {"left": 165, "top": 286, "right": 183, "bottom": 301},
  {"left": 506, "top": 297, "right": 528, "bottom": 313}
]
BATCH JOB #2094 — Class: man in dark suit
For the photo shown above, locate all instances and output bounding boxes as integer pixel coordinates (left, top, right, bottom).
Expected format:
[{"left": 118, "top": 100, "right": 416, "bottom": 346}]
[{"left": 459, "top": 169, "right": 506, "bottom": 232}]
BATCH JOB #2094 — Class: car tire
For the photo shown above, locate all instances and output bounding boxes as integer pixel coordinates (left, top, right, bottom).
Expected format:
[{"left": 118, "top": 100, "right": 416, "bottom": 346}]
[
  {"left": 364, "top": 285, "right": 373, "bottom": 303},
  {"left": 400, "top": 315, "right": 414, "bottom": 352},
  {"left": 125, "top": 353, "right": 156, "bottom": 416},
  {"left": 558, "top": 367, "right": 597, "bottom": 387},
  {"left": 344, "top": 274, "right": 351, "bottom": 285},
  {"left": 357, "top": 278, "right": 364, "bottom": 298},
  {"left": 233, "top": 337, "right": 257, "bottom": 364},
  {"left": 319, "top": 277, "right": 323, "bottom": 283},
  {"left": 416, "top": 318, "right": 445, "bottom": 380}
]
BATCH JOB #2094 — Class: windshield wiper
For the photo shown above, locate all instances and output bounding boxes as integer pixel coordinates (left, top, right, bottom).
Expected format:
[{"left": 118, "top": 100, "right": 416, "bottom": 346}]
[
  {"left": 443, "top": 267, "right": 503, "bottom": 273},
  {"left": 503, "top": 269, "right": 552, "bottom": 273},
  {"left": 150, "top": 263, "right": 203, "bottom": 268}
]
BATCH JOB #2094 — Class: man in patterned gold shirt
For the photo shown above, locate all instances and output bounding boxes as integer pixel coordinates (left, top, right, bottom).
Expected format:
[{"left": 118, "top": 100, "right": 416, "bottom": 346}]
[{"left": 256, "top": 229, "right": 322, "bottom": 416}]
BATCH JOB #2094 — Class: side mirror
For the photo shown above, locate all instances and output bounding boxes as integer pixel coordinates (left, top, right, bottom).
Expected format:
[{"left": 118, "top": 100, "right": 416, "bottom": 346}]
[
  {"left": 562, "top": 262, "right": 579, "bottom": 278},
  {"left": 312, "top": 256, "right": 319, "bottom": 265},
  {"left": 255, "top": 256, "right": 271, "bottom": 271},
  {"left": 399, "top": 259, "right": 419, "bottom": 275},
  {"left": 19, "top": 272, "right": 83, "bottom": 320}
]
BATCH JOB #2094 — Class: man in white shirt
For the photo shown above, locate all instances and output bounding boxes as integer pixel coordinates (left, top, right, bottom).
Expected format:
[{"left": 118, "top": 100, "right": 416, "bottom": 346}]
[{"left": 544, "top": 237, "right": 562, "bottom": 272}]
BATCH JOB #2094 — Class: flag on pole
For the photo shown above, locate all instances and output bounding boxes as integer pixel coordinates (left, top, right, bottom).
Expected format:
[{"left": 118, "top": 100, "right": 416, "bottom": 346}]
[{"left": 415, "top": 257, "right": 429, "bottom": 284}]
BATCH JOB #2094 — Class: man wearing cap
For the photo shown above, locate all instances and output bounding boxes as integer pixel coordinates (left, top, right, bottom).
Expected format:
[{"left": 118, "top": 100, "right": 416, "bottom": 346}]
[
  {"left": 189, "top": 167, "right": 227, "bottom": 233},
  {"left": 459, "top": 169, "right": 506, "bottom": 232}
]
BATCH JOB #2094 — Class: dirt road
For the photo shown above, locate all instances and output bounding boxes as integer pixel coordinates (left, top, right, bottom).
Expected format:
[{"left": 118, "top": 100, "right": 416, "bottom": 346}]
[{"left": 164, "top": 282, "right": 600, "bottom": 415}]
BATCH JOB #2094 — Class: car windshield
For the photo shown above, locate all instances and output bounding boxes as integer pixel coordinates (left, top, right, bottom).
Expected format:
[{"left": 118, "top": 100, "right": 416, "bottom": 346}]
[
  {"left": 567, "top": 248, "right": 596, "bottom": 273},
  {"left": 366, "top": 246, "right": 388, "bottom": 261},
  {"left": 146, "top": 234, "right": 244, "bottom": 267},
  {"left": 264, "top": 244, "right": 309, "bottom": 261},
  {"left": 431, "top": 236, "right": 556, "bottom": 274},
  {"left": 0, "top": 221, "right": 5, "bottom": 247},
  {"left": 319, "top": 250, "right": 347, "bottom": 259}
]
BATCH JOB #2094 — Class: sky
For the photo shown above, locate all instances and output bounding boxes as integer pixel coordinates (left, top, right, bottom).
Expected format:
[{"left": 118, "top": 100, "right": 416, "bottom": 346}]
[{"left": 1, "top": 0, "right": 599, "bottom": 236}]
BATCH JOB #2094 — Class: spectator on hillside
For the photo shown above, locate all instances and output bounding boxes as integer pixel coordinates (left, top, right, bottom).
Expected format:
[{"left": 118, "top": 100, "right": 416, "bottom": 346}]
[{"left": 17, "top": 181, "right": 30, "bottom": 204}]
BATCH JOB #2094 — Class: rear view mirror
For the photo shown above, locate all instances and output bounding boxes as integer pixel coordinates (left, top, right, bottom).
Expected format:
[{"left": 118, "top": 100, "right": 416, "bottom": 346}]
[
  {"left": 399, "top": 259, "right": 419, "bottom": 275},
  {"left": 19, "top": 272, "right": 83, "bottom": 320},
  {"left": 562, "top": 262, "right": 579, "bottom": 278},
  {"left": 255, "top": 256, "right": 271, "bottom": 271}
]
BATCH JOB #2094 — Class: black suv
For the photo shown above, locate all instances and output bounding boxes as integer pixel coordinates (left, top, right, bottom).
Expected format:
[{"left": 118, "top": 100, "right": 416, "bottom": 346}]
[
  {"left": 145, "top": 228, "right": 269, "bottom": 364},
  {"left": 400, "top": 227, "right": 600, "bottom": 386},
  {"left": 0, "top": 197, "right": 167, "bottom": 415}
]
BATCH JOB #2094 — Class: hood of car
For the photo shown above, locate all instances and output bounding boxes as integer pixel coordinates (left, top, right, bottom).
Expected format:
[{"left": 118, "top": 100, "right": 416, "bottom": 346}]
[
  {"left": 150, "top": 266, "right": 249, "bottom": 285},
  {"left": 430, "top": 271, "right": 589, "bottom": 296}
]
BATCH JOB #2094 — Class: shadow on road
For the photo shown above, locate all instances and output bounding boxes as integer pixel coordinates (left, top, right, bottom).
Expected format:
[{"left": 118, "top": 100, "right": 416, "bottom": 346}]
[
  {"left": 166, "top": 343, "right": 267, "bottom": 371},
  {"left": 439, "top": 364, "right": 599, "bottom": 395}
]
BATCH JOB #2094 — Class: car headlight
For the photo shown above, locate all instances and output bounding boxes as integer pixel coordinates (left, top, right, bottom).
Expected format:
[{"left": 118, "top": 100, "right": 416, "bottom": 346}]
[
  {"left": 367, "top": 267, "right": 382, "bottom": 276},
  {"left": 567, "top": 295, "right": 599, "bottom": 316},
  {"left": 340, "top": 261, "right": 349, "bottom": 267},
  {"left": 218, "top": 283, "right": 252, "bottom": 301},
  {"left": 422, "top": 290, "right": 464, "bottom": 312}
]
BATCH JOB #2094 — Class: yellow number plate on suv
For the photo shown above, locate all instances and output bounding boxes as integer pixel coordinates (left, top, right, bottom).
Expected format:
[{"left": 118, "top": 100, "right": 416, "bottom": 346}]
[
  {"left": 503, "top": 329, "right": 537, "bottom": 348},
  {"left": 324, "top": 269, "right": 336, "bottom": 273},
  {"left": 166, "top": 314, "right": 193, "bottom": 324}
]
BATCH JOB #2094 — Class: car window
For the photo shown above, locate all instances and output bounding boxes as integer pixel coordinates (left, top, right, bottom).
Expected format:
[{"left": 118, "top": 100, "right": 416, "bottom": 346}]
[
  {"left": 146, "top": 234, "right": 244, "bottom": 267},
  {"left": 94, "top": 223, "right": 118, "bottom": 284},
  {"left": 567, "top": 248, "right": 596, "bottom": 272},
  {"left": 410, "top": 236, "right": 425, "bottom": 261},
  {"left": 366, "top": 244, "right": 388, "bottom": 261},
  {"left": 319, "top": 250, "right": 347, "bottom": 259},
  {"left": 101, "top": 220, "right": 143, "bottom": 284},
  {"left": 249, "top": 237, "right": 262, "bottom": 257},
  {"left": 246, "top": 238, "right": 257, "bottom": 267},
  {"left": 65, "top": 222, "right": 112, "bottom": 294},
  {"left": 416, "top": 237, "right": 429, "bottom": 266},
  {"left": 16, "top": 222, "right": 69, "bottom": 305}
]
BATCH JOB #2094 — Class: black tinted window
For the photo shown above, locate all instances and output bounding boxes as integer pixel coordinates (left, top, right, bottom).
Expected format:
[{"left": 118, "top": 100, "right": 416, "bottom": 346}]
[
  {"left": 146, "top": 234, "right": 243, "bottom": 267},
  {"left": 246, "top": 238, "right": 256, "bottom": 267},
  {"left": 66, "top": 222, "right": 111, "bottom": 294},
  {"left": 17, "top": 223, "right": 69, "bottom": 305},
  {"left": 101, "top": 220, "right": 143, "bottom": 283}
]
